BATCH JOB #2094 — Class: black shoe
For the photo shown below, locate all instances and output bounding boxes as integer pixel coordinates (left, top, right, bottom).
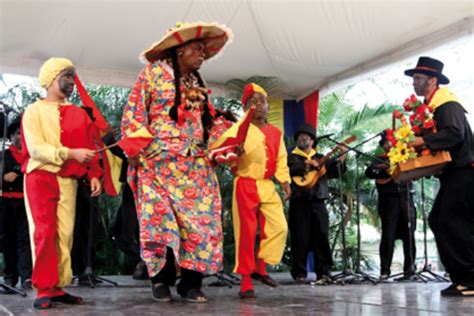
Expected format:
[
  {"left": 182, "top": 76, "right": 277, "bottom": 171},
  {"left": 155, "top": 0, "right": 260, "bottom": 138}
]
[
  {"left": 133, "top": 261, "right": 150, "bottom": 280},
  {"left": 239, "top": 289, "right": 256, "bottom": 299},
  {"left": 51, "top": 293, "right": 84, "bottom": 305},
  {"left": 294, "top": 276, "right": 307, "bottom": 284},
  {"left": 21, "top": 279, "right": 32, "bottom": 290},
  {"left": 181, "top": 288, "right": 208, "bottom": 303},
  {"left": 394, "top": 273, "right": 417, "bottom": 282},
  {"left": 379, "top": 274, "right": 390, "bottom": 281},
  {"left": 251, "top": 273, "right": 279, "bottom": 288},
  {"left": 441, "top": 284, "right": 474, "bottom": 297},
  {"left": 33, "top": 297, "right": 52, "bottom": 309},
  {"left": 151, "top": 283, "right": 172, "bottom": 302},
  {"left": 312, "top": 275, "right": 333, "bottom": 285}
]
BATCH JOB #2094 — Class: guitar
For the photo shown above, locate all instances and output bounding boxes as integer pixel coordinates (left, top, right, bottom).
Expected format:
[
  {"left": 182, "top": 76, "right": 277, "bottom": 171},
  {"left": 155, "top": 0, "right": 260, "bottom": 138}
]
[{"left": 292, "top": 135, "right": 357, "bottom": 189}]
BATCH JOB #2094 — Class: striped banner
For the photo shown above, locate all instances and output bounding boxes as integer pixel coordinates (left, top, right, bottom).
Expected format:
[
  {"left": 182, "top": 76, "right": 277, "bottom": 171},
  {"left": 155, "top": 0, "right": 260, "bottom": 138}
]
[{"left": 267, "top": 90, "right": 319, "bottom": 137}]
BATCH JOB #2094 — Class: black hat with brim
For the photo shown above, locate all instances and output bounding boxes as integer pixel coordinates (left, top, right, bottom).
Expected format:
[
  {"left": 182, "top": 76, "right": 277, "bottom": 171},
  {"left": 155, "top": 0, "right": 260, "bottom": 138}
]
[
  {"left": 294, "top": 124, "right": 317, "bottom": 148},
  {"left": 404, "top": 56, "right": 449, "bottom": 84}
]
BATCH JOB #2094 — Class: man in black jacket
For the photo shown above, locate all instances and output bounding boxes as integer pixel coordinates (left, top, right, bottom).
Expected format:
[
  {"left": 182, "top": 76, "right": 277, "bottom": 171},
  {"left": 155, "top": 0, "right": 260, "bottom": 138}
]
[
  {"left": 407, "top": 56, "right": 474, "bottom": 296},
  {"left": 1, "top": 116, "right": 32, "bottom": 290},
  {"left": 288, "top": 124, "right": 345, "bottom": 284},
  {"left": 365, "top": 131, "right": 416, "bottom": 281}
]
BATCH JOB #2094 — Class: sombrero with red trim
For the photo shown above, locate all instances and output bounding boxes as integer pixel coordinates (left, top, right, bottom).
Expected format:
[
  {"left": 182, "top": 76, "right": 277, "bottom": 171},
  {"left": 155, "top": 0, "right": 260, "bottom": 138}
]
[{"left": 139, "top": 21, "right": 233, "bottom": 64}]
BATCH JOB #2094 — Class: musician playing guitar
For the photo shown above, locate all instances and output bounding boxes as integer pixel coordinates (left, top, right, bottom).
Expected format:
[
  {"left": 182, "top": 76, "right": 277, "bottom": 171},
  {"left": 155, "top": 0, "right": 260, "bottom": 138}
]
[
  {"left": 288, "top": 124, "right": 347, "bottom": 284},
  {"left": 365, "top": 130, "right": 416, "bottom": 281}
]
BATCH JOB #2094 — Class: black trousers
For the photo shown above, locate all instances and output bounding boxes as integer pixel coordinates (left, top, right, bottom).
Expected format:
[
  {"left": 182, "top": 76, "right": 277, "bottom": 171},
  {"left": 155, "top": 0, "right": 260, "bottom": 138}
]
[
  {"left": 151, "top": 247, "right": 203, "bottom": 293},
  {"left": 1, "top": 198, "right": 32, "bottom": 286},
  {"left": 378, "top": 192, "right": 416, "bottom": 275},
  {"left": 429, "top": 167, "right": 474, "bottom": 287},
  {"left": 113, "top": 183, "right": 141, "bottom": 265},
  {"left": 289, "top": 197, "right": 333, "bottom": 279},
  {"left": 71, "top": 180, "right": 99, "bottom": 275}
]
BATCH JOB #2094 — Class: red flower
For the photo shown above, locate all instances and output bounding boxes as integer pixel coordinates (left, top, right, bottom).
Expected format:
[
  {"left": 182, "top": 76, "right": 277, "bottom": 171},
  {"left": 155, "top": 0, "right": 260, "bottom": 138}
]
[
  {"left": 154, "top": 203, "right": 169, "bottom": 215},
  {"left": 140, "top": 230, "right": 151, "bottom": 240},
  {"left": 184, "top": 187, "right": 199, "bottom": 199},
  {"left": 200, "top": 215, "right": 212, "bottom": 226},
  {"left": 134, "top": 112, "right": 146, "bottom": 123},
  {"left": 182, "top": 199, "right": 194, "bottom": 210},
  {"left": 412, "top": 125, "right": 421, "bottom": 135},
  {"left": 160, "top": 166, "right": 171, "bottom": 177},
  {"left": 150, "top": 215, "right": 162, "bottom": 226},
  {"left": 180, "top": 260, "right": 195, "bottom": 270},
  {"left": 162, "top": 232, "right": 174, "bottom": 244},
  {"left": 423, "top": 120, "right": 435, "bottom": 129},
  {"left": 188, "top": 232, "right": 203, "bottom": 244},
  {"left": 188, "top": 170, "right": 200, "bottom": 180},
  {"left": 176, "top": 162, "right": 189, "bottom": 172},
  {"left": 182, "top": 241, "right": 196, "bottom": 253},
  {"left": 196, "top": 262, "right": 207, "bottom": 273},
  {"left": 210, "top": 262, "right": 219, "bottom": 272},
  {"left": 393, "top": 110, "right": 402, "bottom": 119}
]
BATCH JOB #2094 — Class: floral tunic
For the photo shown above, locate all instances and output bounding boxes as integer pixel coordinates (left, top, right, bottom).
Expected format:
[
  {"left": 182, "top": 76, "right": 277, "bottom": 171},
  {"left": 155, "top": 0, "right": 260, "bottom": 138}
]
[{"left": 121, "top": 60, "right": 223, "bottom": 277}]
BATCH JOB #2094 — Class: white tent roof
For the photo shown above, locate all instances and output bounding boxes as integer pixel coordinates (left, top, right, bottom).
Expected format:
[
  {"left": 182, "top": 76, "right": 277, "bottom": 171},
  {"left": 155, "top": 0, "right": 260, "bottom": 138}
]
[{"left": 0, "top": 0, "right": 472, "bottom": 99}]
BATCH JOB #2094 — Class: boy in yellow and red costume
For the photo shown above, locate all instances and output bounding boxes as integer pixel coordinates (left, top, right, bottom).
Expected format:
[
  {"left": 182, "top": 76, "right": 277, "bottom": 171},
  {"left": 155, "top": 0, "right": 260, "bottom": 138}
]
[
  {"left": 21, "top": 57, "right": 102, "bottom": 309},
  {"left": 226, "top": 83, "right": 291, "bottom": 299}
]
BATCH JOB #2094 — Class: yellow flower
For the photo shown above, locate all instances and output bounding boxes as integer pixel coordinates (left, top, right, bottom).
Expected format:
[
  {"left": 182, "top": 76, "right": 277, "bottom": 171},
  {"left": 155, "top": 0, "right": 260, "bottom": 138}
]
[
  {"left": 394, "top": 125, "right": 414, "bottom": 142},
  {"left": 387, "top": 141, "right": 412, "bottom": 174},
  {"left": 174, "top": 189, "right": 183, "bottom": 199},
  {"left": 165, "top": 221, "right": 178, "bottom": 230},
  {"left": 198, "top": 203, "right": 209, "bottom": 212},
  {"left": 145, "top": 204, "right": 154, "bottom": 215},
  {"left": 176, "top": 21, "right": 183, "bottom": 28},
  {"left": 198, "top": 251, "right": 210, "bottom": 259}
]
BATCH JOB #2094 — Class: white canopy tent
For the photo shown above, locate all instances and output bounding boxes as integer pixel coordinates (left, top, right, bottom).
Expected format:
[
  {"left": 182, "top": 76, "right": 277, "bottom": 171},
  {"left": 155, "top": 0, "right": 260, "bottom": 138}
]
[{"left": 0, "top": 0, "right": 472, "bottom": 99}]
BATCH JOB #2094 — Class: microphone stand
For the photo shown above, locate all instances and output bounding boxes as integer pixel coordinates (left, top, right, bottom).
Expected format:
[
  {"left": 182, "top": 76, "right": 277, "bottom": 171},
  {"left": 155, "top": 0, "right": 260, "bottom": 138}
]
[
  {"left": 72, "top": 195, "right": 118, "bottom": 288},
  {"left": 0, "top": 109, "right": 27, "bottom": 297},
  {"left": 326, "top": 133, "right": 384, "bottom": 285}
]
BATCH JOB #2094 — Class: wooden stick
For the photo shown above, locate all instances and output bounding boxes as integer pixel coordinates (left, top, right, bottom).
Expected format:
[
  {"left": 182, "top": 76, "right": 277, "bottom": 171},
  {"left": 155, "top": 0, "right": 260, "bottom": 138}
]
[{"left": 95, "top": 142, "right": 118, "bottom": 154}]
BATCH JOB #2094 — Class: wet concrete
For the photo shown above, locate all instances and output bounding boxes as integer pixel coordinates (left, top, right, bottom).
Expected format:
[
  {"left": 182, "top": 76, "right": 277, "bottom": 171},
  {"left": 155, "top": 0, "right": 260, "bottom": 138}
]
[{"left": 1, "top": 273, "right": 473, "bottom": 315}]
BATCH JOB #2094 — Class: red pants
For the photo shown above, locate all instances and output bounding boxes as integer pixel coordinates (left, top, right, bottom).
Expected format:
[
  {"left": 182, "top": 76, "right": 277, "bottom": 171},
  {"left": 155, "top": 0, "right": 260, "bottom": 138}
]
[
  {"left": 232, "top": 177, "right": 287, "bottom": 274},
  {"left": 24, "top": 170, "right": 77, "bottom": 298}
]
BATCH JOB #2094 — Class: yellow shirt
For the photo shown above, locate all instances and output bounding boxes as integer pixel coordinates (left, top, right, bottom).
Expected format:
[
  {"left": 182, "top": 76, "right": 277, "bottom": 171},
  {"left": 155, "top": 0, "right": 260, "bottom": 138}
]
[
  {"left": 235, "top": 123, "right": 291, "bottom": 184},
  {"left": 22, "top": 100, "right": 69, "bottom": 174}
]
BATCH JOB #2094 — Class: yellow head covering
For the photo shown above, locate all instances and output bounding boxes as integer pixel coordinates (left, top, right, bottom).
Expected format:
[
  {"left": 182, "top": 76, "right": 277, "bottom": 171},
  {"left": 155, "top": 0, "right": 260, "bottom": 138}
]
[{"left": 38, "top": 57, "right": 75, "bottom": 89}]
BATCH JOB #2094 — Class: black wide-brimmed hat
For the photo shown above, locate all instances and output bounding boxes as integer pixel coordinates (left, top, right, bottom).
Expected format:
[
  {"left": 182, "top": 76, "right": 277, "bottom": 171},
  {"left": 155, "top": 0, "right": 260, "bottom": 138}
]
[
  {"left": 294, "top": 124, "right": 317, "bottom": 148},
  {"left": 7, "top": 116, "right": 21, "bottom": 139},
  {"left": 404, "top": 56, "right": 449, "bottom": 84}
]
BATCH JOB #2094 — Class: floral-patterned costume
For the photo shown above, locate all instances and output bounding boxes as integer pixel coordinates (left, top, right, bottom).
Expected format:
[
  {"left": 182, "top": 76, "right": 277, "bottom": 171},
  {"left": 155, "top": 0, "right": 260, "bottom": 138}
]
[{"left": 121, "top": 60, "right": 223, "bottom": 277}]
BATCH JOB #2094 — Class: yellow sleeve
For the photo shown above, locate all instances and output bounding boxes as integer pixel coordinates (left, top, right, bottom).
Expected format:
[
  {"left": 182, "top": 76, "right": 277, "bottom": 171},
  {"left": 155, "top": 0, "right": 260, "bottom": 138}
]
[
  {"left": 22, "top": 105, "right": 69, "bottom": 166},
  {"left": 275, "top": 135, "right": 291, "bottom": 184}
]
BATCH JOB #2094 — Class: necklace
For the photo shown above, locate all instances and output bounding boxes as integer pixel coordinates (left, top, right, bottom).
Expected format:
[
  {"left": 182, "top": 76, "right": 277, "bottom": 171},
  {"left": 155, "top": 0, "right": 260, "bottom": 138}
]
[{"left": 180, "top": 73, "right": 199, "bottom": 89}]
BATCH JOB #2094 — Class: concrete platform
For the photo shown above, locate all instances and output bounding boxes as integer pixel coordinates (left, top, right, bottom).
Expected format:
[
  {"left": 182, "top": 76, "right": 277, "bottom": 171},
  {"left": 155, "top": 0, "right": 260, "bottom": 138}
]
[{"left": 1, "top": 274, "right": 473, "bottom": 315}]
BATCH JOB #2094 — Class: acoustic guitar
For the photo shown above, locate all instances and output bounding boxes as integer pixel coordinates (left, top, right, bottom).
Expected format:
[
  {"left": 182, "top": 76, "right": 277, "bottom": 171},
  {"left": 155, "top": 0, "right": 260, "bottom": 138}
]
[{"left": 292, "top": 135, "right": 357, "bottom": 189}]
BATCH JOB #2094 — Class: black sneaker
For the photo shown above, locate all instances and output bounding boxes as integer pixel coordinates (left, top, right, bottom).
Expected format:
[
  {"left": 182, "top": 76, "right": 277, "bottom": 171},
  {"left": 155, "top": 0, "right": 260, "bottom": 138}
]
[
  {"left": 151, "top": 283, "right": 172, "bottom": 302},
  {"left": 441, "top": 284, "right": 474, "bottom": 297},
  {"left": 33, "top": 297, "right": 52, "bottom": 309},
  {"left": 251, "top": 273, "right": 279, "bottom": 288},
  {"left": 22, "top": 279, "right": 32, "bottom": 290},
  {"left": 133, "top": 261, "right": 150, "bottom": 280}
]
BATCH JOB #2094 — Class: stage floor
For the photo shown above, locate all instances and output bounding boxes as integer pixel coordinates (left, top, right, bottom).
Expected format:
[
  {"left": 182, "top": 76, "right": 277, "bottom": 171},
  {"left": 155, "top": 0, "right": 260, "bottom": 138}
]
[{"left": 1, "top": 273, "right": 473, "bottom": 315}]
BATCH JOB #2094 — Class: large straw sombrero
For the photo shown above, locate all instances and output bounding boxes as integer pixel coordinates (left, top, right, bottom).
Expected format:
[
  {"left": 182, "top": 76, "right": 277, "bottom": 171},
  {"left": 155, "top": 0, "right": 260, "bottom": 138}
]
[{"left": 139, "top": 21, "right": 233, "bottom": 64}]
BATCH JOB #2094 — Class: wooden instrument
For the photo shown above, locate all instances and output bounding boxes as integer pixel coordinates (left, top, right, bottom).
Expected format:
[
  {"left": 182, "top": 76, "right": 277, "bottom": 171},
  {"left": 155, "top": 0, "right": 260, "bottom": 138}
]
[
  {"left": 292, "top": 135, "right": 356, "bottom": 189},
  {"left": 392, "top": 150, "right": 452, "bottom": 183}
]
